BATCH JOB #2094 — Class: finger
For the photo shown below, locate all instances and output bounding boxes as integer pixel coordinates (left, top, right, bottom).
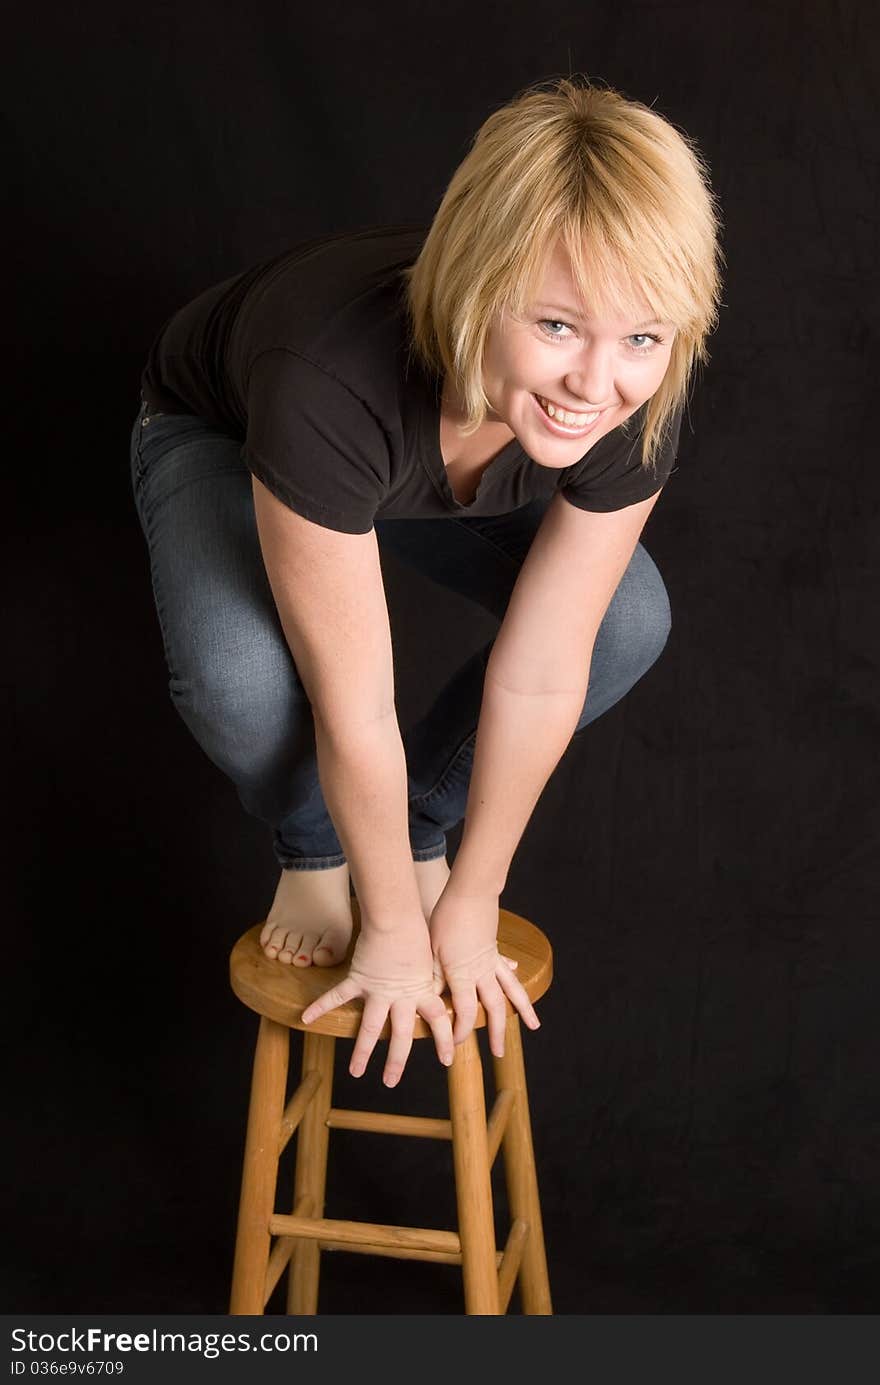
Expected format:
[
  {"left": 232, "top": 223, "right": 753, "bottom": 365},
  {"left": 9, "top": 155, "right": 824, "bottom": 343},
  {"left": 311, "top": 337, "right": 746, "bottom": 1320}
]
[
  {"left": 300, "top": 976, "right": 360, "bottom": 1026},
  {"left": 382, "top": 1001, "right": 416, "bottom": 1088},
  {"left": 500, "top": 954, "right": 518, "bottom": 970},
  {"left": 448, "top": 985, "right": 479, "bottom": 1046},
  {"left": 349, "top": 996, "right": 391, "bottom": 1078},
  {"left": 432, "top": 958, "right": 447, "bottom": 996},
  {"left": 417, "top": 994, "right": 455, "bottom": 1068},
  {"left": 478, "top": 979, "right": 508, "bottom": 1057},
  {"left": 495, "top": 962, "right": 541, "bottom": 1031}
]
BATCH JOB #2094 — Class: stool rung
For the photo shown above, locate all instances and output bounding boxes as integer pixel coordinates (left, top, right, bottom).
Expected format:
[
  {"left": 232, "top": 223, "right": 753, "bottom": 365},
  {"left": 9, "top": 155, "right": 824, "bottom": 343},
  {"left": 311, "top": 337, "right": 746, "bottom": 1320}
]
[
  {"left": 318, "top": 1240, "right": 506, "bottom": 1268},
  {"left": 497, "top": 1218, "right": 529, "bottom": 1313},
  {"left": 326, "top": 1108, "right": 452, "bottom": 1139},
  {"left": 269, "top": 1213, "right": 462, "bottom": 1257},
  {"left": 318, "top": 1239, "right": 466, "bottom": 1266},
  {"left": 277, "top": 1071, "right": 323, "bottom": 1157},
  {"left": 264, "top": 1195, "right": 314, "bottom": 1305},
  {"left": 486, "top": 1088, "right": 516, "bottom": 1166}
]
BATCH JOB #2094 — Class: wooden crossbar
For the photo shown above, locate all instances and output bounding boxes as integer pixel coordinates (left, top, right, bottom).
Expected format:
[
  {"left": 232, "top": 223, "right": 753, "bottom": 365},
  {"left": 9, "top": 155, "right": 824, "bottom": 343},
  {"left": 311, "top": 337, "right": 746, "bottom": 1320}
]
[
  {"left": 486, "top": 1089, "right": 516, "bottom": 1165},
  {"left": 326, "top": 1108, "right": 452, "bottom": 1139},
  {"left": 269, "top": 1213, "right": 461, "bottom": 1257},
  {"left": 264, "top": 1195, "right": 313, "bottom": 1305},
  {"left": 277, "top": 1071, "right": 322, "bottom": 1157},
  {"left": 318, "top": 1240, "right": 501, "bottom": 1267},
  {"left": 497, "top": 1218, "right": 529, "bottom": 1313},
  {"left": 323, "top": 1089, "right": 515, "bottom": 1152}
]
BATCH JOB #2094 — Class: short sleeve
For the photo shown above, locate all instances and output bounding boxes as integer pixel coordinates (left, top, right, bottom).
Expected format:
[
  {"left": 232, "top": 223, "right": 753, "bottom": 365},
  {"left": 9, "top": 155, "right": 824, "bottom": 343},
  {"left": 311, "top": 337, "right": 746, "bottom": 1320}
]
[
  {"left": 559, "top": 403, "right": 683, "bottom": 513},
  {"left": 243, "top": 349, "right": 391, "bottom": 533}
]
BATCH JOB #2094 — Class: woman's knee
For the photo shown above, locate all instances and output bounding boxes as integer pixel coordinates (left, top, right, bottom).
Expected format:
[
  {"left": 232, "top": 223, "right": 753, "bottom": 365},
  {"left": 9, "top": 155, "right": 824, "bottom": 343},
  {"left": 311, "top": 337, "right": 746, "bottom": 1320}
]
[
  {"left": 635, "top": 560, "right": 672, "bottom": 668},
  {"left": 576, "top": 546, "right": 671, "bottom": 728},
  {"left": 168, "top": 640, "right": 310, "bottom": 782}
]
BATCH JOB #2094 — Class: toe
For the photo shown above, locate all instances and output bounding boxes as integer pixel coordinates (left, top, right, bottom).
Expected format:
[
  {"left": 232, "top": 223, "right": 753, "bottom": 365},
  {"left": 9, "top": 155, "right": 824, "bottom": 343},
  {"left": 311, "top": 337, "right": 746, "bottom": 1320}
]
[
  {"left": 277, "top": 932, "right": 303, "bottom": 965},
  {"left": 261, "top": 924, "right": 287, "bottom": 959},
  {"left": 313, "top": 922, "right": 351, "bottom": 967},
  {"left": 292, "top": 933, "right": 320, "bottom": 967},
  {"left": 267, "top": 926, "right": 299, "bottom": 962}
]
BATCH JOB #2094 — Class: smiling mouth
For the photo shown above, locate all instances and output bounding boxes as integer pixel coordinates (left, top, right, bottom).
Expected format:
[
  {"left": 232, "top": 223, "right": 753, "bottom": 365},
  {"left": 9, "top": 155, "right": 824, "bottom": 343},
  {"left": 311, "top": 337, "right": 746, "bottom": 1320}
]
[{"left": 534, "top": 394, "right": 602, "bottom": 428}]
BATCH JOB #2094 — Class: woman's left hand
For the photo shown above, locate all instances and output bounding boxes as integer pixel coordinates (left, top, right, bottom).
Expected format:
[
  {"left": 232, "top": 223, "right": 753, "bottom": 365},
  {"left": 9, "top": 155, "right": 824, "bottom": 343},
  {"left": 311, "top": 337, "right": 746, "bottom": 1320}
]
[{"left": 428, "top": 880, "right": 541, "bottom": 1056}]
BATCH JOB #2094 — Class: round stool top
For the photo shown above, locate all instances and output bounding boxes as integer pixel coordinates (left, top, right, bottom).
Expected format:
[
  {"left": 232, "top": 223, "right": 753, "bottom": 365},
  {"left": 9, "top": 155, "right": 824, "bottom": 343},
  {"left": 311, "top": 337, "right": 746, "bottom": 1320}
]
[{"left": 230, "top": 904, "right": 553, "bottom": 1039}]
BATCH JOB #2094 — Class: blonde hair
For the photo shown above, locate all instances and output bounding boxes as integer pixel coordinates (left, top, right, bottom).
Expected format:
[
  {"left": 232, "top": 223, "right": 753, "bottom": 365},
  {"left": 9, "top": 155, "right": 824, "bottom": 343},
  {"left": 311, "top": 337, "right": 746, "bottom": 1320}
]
[{"left": 403, "top": 76, "right": 723, "bottom": 468}]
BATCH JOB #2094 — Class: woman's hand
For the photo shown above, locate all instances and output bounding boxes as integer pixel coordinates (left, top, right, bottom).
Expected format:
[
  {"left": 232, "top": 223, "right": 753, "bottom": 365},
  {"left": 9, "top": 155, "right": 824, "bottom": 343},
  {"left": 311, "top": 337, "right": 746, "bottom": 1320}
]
[
  {"left": 428, "top": 881, "right": 541, "bottom": 1056},
  {"left": 300, "top": 915, "right": 454, "bottom": 1087}
]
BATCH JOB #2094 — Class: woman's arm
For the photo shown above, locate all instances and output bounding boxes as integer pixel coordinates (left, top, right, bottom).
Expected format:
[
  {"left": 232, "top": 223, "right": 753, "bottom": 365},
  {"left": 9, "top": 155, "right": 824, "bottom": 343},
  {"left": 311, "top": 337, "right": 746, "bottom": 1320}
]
[
  {"left": 429, "top": 488, "right": 663, "bottom": 1047},
  {"left": 251, "top": 477, "right": 453, "bottom": 1082},
  {"left": 455, "top": 487, "right": 663, "bottom": 890},
  {"left": 251, "top": 476, "right": 421, "bottom": 919}
]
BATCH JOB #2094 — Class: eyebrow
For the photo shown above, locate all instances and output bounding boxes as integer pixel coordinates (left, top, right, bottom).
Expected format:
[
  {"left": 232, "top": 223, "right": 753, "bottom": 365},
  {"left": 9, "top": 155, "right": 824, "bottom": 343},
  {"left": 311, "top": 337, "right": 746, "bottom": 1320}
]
[{"left": 533, "top": 303, "right": 664, "bottom": 330}]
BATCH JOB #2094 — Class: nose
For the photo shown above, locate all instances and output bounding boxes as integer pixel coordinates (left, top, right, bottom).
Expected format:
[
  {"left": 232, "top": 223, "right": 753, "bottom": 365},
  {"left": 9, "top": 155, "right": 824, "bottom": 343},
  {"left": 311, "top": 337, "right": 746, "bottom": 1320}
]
[{"left": 564, "top": 343, "right": 616, "bottom": 409}]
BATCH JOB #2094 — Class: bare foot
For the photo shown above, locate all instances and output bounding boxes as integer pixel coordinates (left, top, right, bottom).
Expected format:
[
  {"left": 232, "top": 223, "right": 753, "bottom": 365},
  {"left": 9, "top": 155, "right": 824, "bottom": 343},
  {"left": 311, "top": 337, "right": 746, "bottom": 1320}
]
[
  {"left": 260, "top": 862, "right": 353, "bottom": 967},
  {"left": 413, "top": 855, "right": 518, "bottom": 976},
  {"left": 413, "top": 855, "right": 452, "bottom": 923}
]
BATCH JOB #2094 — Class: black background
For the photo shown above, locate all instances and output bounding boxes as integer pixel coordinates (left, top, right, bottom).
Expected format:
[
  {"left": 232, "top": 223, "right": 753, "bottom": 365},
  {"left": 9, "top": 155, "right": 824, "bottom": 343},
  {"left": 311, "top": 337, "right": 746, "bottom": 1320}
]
[{"left": 6, "top": 0, "right": 879, "bottom": 1314}]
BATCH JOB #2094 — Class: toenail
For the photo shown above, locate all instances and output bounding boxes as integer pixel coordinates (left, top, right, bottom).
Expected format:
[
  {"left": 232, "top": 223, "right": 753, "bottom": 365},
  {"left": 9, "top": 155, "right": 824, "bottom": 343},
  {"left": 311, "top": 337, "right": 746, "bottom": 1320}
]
[{"left": 297, "top": 954, "right": 308, "bottom": 961}]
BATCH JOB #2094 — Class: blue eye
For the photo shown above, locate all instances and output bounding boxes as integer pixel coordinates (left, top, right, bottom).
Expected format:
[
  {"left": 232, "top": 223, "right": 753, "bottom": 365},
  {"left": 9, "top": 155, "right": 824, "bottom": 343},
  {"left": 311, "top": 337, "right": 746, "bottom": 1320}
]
[
  {"left": 628, "top": 333, "right": 663, "bottom": 353},
  {"left": 538, "top": 319, "right": 574, "bottom": 340}
]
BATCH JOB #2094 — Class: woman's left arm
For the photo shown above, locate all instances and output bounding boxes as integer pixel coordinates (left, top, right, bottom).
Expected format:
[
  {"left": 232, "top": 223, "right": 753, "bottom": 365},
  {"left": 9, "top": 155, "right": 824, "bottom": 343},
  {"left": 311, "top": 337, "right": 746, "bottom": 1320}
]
[{"left": 429, "top": 487, "right": 663, "bottom": 1050}]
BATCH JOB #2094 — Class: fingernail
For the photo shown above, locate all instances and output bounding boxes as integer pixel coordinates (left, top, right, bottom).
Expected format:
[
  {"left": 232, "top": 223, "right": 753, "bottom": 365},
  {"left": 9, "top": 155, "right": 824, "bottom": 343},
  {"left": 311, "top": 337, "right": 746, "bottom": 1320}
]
[
  {"left": 442, "top": 1053, "right": 453, "bottom": 1066},
  {"left": 384, "top": 1076, "right": 399, "bottom": 1088}
]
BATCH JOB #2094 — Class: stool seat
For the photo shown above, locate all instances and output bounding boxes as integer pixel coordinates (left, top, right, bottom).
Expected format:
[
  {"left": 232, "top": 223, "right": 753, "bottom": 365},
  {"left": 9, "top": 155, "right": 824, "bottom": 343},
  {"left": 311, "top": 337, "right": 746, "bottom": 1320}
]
[
  {"left": 229, "top": 905, "right": 554, "bottom": 1315},
  {"left": 230, "top": 904, "right": 553, "bottom": 1038}
]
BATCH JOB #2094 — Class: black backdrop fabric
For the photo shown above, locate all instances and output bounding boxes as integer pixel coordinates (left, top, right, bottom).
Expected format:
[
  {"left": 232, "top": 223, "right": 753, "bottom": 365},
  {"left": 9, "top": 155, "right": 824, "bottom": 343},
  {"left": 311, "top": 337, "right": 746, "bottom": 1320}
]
[{"left": 6, "top": 0, "right": 879, "bottom": 1314}]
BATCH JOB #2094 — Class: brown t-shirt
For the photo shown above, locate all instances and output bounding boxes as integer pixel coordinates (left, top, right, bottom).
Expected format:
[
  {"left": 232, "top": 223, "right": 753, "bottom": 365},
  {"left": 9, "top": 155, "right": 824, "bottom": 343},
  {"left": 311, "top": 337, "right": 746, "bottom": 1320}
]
[{"left": 141, "top": 224, "right": 681, "bottom": 533}]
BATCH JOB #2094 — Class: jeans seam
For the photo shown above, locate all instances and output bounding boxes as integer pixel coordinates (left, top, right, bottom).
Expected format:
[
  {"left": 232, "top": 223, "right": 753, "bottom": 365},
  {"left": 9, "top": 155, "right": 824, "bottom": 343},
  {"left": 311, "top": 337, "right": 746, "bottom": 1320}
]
[
  {"left": 133, "top": 401, "right": 149, "bottom": 487},
  {"left": 138, "top": 484, "right": 184, "bottom": 686},
  {"left": 276, "top": 853, "right": 348, "bottom": 870},
  {"left": 411, "top": 841, "right": 448, "bottom": 861},
  {"left": 408, "top": 727, "right": 477, "bottom": 807}
]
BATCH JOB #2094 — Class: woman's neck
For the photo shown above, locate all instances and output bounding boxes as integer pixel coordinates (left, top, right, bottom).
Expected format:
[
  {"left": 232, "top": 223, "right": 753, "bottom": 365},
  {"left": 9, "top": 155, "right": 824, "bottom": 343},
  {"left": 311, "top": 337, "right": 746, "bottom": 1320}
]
[{"left": 439, "top": 377, "right": 515, "bottom": 469}]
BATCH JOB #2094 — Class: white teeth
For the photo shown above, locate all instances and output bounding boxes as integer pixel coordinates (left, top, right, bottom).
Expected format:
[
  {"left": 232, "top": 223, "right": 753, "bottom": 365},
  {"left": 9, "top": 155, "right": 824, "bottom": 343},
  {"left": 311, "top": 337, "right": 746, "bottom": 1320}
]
[{"left": 538, "top": 396, "right": 599, "bottom": 428}]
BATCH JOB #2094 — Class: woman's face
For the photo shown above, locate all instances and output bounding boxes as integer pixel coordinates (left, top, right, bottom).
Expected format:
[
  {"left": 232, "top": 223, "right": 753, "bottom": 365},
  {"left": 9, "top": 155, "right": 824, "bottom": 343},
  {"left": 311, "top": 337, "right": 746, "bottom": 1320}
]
[{"left": 481, "top": 240, "right": 676, "bottom": 468}]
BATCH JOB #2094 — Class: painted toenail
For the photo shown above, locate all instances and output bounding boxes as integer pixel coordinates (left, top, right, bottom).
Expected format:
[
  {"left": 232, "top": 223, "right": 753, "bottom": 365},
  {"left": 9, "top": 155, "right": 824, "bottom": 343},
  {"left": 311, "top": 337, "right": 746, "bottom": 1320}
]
[{"left": 297, "top": 954, "right": 308, "bottom": 961}]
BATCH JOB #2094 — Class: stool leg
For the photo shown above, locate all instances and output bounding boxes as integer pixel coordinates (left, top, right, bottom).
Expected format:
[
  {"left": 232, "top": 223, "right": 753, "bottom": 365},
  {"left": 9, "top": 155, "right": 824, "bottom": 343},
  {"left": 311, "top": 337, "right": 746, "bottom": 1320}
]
[
  {"left": 230, "top": 1016, "right": 290, "bottom": 1314},
  {"left": 492, "top": 1013, "right": 552, "bottom": 1314},
  {"left": 447, "top": 1031, "right": 500, "bottom": 1314},
  {"left": 286, "top": 1030, "right": 335, "bottom": 1314}
]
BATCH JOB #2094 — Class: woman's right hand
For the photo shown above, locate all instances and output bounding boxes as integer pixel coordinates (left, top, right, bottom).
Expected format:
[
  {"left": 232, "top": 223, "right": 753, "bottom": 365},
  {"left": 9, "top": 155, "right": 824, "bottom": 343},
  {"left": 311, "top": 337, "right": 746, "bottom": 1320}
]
[{"left": 300, "top": 915, "right": 454, "bottom": 1087}]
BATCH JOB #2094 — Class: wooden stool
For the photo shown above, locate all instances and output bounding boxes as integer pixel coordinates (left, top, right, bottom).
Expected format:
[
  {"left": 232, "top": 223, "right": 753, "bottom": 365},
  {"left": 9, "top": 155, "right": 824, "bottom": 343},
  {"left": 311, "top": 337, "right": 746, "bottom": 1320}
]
[{"left": 228, "top": 905, "right": 553, "bottom": 1315}]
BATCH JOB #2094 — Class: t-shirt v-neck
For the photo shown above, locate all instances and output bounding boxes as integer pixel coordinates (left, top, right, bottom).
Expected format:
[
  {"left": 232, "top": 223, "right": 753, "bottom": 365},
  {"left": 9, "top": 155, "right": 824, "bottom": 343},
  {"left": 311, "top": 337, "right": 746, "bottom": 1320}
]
[{"left": 413, "top": 369, "right": 524, "bottom": 513}]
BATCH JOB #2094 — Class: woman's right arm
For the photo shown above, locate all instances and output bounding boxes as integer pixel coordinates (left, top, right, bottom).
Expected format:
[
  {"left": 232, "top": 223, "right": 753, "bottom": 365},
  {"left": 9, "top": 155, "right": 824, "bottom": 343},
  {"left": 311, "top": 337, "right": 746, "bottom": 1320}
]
[{"left": 250, "top": 477, "right": 453, "bottom": 1082}]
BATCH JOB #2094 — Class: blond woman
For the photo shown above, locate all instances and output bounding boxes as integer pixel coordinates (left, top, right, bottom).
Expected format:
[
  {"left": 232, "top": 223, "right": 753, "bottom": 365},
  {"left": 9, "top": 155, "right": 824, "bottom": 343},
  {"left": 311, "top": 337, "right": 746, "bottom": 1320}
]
[{"left": 131, "top": 77, "right": 722, "bottom": 1086}]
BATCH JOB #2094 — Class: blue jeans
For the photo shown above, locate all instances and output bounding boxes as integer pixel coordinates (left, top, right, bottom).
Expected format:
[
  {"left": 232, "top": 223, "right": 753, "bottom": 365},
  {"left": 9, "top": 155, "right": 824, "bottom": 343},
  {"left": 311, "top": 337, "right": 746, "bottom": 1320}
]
[{"left": 129, "top": 399, "right": 671, "bottom": 869}]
